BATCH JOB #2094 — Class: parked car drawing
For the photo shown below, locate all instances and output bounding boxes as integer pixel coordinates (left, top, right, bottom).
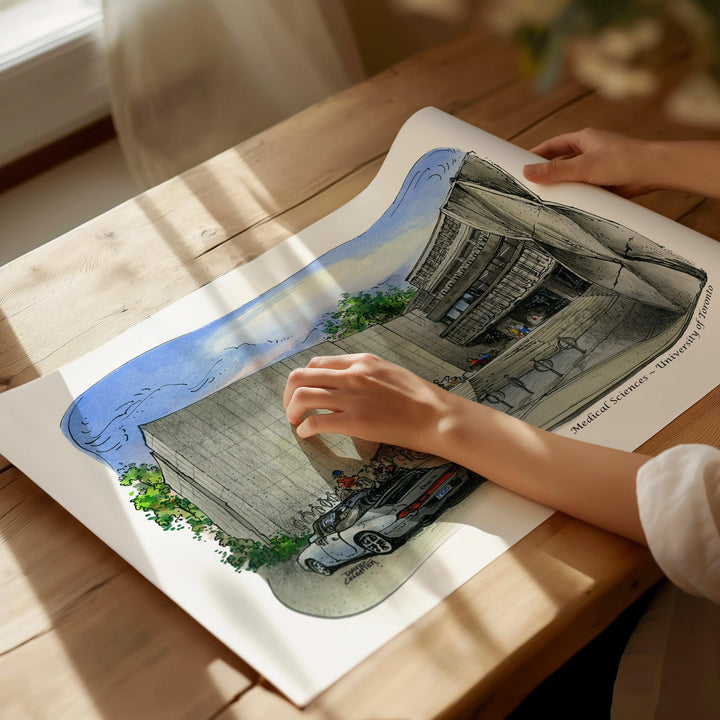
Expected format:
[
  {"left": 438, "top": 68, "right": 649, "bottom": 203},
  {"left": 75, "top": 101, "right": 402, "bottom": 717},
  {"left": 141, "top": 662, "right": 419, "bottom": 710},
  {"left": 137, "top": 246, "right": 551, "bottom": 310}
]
[{"left": 298, "top": 463, "right": 483, "bottom": 575}]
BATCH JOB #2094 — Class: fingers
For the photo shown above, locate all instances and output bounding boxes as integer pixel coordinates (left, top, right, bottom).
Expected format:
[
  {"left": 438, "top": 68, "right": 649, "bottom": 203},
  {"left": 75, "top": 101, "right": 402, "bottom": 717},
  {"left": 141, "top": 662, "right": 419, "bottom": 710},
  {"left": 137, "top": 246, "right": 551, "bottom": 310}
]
[
  {"left": 283, "top": 352, "right": 390, "bottom": 436},
  {"left": 283, "top": 353, "right": 383, "bottom": 406},
  {"left": 526, "top": 128, "right": 604, "bottom": 184},
  {"left": 529, "top": 131, "right": 585, "bottom": 159},
  {"left": 306, "top": 353, "right": 366, "bottom": 369},
  {"left": 523, "top": 154, "right": 590, "bottom": 186},
  {"left": 285, "top": 386, "right": 342, "bottom": 424},
  {"left": 282, "top": 367, "right": 340, "bottom": 408},
  {"left": 294, "top": 410, "right": 348, "bottom": 439}
]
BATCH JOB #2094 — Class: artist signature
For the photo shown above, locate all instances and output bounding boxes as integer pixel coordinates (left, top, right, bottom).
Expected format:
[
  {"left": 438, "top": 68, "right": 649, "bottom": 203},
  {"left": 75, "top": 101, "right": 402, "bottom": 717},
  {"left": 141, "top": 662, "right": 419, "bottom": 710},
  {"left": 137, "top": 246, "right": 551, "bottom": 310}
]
[{"left": 343, "top": 558, "right": 381, "bottom": 585}]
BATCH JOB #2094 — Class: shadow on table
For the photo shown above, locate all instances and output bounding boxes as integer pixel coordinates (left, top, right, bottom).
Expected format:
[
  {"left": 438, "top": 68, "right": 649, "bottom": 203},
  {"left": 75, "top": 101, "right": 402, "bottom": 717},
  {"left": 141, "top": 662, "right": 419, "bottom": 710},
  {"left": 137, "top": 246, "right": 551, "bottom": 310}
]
[
  {"left": 0, "top": 324, "right": 257, "bottom": 719},
  {"left": 0, "top": 307, "right": 39, "bottom": 471},
  {"left": 394, "top": 508, "right": 660, "bottom": 720}
]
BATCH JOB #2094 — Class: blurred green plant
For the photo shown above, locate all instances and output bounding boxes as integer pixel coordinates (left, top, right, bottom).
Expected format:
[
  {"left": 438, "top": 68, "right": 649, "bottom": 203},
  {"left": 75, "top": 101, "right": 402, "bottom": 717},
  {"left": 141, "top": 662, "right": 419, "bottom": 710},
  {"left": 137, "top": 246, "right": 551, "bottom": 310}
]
[{"left": 489, "top": 0, "right": 720, "bottom": 126}]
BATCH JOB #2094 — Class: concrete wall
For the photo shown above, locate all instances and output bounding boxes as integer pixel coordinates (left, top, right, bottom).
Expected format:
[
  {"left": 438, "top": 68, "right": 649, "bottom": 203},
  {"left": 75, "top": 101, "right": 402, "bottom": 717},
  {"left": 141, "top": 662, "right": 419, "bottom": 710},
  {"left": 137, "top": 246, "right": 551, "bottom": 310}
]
[{"left": 142, "top": 324, "right": 464, "bottom": 543}]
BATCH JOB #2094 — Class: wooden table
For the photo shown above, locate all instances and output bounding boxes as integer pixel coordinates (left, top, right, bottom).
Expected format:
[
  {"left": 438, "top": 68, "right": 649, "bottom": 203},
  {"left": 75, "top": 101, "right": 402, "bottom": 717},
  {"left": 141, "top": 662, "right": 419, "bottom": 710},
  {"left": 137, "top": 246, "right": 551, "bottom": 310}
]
[{"left": 2, "top": 27, "right": 719, "bottom": 720}]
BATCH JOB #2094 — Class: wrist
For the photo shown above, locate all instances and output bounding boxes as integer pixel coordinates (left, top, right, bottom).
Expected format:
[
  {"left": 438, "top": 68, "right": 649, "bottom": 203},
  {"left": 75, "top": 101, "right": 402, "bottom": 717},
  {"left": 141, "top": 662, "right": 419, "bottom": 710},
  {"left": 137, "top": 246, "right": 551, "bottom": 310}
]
[
  {"left": 425, "top": 392, "right": 495, "bottom": 468},
  {"left": 632, "top": 139, "right": 673, "bottom": 193},
  {"left": 413, "top": 388, "right": 465, "bottom": 460},
  {"left": 423, "top": 394, "right": 544, "bottom": 485},
  {"left": 645, "top": 141, "right": 678, "bottom": 191},
  {"left": 641, "top": 140, "right": 720, "bottom": 197}
]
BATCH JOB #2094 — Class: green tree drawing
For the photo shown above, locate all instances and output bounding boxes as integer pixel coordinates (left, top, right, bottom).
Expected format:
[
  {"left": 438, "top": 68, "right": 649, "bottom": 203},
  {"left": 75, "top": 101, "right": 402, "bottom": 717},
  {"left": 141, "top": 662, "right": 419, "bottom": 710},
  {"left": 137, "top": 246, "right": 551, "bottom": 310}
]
[
  {"left": 214, "top": 530, "right": 311, "bottom": 572},
  {"left": 120, "top": 463, "right": 213, "bottom": 535},
  {"left": 323, "top": 285, "right": 416, "bottom": 340},
  {"left": 119, "top": 464, "right": 309, "bottom": 571}
]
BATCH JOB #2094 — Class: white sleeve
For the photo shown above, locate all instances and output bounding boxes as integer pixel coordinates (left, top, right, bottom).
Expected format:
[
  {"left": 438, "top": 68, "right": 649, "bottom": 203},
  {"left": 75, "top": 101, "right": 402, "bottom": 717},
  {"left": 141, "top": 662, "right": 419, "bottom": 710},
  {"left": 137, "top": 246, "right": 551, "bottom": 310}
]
[{"left": 637, "top": 444, "right": 720, "bottom": 604}]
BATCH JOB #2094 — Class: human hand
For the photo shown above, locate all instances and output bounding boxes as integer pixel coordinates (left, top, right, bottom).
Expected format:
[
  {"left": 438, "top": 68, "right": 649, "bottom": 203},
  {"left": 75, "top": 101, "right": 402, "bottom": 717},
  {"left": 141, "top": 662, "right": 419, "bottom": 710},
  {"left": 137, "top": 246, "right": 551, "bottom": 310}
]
[
  {"left": 283, "top": 353, "right": 650, "bottom": 544},
  {"left": 283, "top": 353, "right": 456, "bottom": 454},
  {"left": 523, "top": 127, "right": 659, "bottom": 197}
]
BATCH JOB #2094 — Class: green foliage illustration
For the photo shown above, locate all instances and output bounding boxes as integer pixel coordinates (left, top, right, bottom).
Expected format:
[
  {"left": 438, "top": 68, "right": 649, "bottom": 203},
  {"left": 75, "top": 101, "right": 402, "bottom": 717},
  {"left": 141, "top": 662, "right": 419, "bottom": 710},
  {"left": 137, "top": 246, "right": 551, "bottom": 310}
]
[
  {"left": 120, "top": 463, "right": 214, "bottom": 534},
  {"left": 120, "top": 464, "right": 309, "bottom": 571},
  {"left": 323, "top": 285, "right": 416, "bottom": 340},
  {"left": 214, "top": 530, "right": 311, "bottom": 573}
]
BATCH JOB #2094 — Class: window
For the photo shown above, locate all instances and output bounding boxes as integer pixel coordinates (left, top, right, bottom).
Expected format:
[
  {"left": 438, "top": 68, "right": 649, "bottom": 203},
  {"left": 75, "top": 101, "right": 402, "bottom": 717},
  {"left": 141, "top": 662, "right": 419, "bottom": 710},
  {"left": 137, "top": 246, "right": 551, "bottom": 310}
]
[
  {"left": 0, "top": 0, "right": 101, "bottom": 68},
  {"left": 0, "top": 0, "right": 107, "bottom": 166},
  {"left": 459, "top": 240, "right": 474, "bottom": 259},
  {"left": 444, "top": 291, "right": 477, "bottom": 322}
]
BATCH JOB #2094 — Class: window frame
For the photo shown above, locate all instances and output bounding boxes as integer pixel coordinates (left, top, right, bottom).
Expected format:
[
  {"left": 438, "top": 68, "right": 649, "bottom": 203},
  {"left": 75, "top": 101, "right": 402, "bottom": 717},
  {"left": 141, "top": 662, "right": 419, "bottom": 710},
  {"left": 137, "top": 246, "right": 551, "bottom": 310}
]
[{"left": 0, "top": 0, "right": 109, "bottom": 167}]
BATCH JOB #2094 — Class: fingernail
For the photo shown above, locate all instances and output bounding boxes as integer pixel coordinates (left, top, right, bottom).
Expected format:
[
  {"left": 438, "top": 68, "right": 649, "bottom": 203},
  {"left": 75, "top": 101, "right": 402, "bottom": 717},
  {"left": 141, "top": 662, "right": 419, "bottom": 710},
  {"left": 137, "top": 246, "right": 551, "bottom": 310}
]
[{"left": 523, "top": 163, "right": 542, "bottom": 179}]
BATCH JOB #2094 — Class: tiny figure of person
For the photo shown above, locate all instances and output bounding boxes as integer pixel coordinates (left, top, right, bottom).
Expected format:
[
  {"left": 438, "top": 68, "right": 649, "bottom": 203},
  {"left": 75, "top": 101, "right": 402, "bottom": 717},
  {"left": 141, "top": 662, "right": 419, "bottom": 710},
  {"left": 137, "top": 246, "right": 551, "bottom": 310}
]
[
  {"left": 332, "top": 469, "right": 358, "bottom": 493},
  {"left": 467, "top": 351, "right": 493, "bottom": 369}
]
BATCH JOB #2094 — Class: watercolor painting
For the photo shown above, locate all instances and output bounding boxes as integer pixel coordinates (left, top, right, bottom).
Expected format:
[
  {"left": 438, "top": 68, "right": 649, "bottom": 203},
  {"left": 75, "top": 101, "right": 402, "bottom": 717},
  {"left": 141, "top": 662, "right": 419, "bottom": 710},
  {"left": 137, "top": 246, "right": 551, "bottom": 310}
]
[{"left": 60, "top": 148, "right": 707, "bottom": 618}]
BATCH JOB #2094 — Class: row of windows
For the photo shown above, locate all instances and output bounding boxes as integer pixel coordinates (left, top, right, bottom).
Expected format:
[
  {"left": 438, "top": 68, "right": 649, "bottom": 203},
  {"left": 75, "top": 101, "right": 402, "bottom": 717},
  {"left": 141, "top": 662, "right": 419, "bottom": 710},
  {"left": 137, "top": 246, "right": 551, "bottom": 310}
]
[{"left": 441, "top": 241, "right": 533, "bottom": 324}]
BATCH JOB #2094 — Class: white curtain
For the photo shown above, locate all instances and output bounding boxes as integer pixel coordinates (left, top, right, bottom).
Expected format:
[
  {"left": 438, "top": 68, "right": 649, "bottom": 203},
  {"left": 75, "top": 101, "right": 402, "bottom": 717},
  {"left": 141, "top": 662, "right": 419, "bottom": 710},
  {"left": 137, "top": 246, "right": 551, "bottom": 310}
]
[{"left": 103, "top": 0, "right": 364, "bottom": 188}]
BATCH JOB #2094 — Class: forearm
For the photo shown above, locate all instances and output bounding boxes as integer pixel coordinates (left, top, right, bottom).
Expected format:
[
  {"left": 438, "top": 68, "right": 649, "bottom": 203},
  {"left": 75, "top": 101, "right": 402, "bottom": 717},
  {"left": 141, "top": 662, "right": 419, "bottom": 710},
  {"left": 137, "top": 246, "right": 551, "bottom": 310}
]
[
  {"left": 638, "top": 141, "right": 720, "bottom": 199},
  {"left": 285, "top": 353, "right": 650, "bottom": 545},
  {"left": 427, "top": 394, "right": 649, "bottom": 544}
]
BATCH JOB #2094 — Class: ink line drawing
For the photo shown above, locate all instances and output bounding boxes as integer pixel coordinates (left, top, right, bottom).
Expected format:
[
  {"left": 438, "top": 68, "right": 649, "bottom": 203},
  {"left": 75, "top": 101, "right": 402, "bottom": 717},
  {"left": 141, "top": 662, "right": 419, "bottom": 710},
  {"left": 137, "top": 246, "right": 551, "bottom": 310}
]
[{"left": 63, "top": 149, "right": 706, "bottom": 618}]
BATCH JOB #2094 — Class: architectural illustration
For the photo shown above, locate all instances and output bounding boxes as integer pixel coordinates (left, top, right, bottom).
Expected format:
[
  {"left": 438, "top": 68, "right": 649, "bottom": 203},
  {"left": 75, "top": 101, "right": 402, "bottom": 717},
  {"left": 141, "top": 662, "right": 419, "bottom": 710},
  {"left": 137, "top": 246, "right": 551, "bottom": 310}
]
[
  {"left": 400, "top": 154, "right": 706, "bottom": 428},
  {"left": 138, "top": 152, "right": 706, "bottom": 563}
]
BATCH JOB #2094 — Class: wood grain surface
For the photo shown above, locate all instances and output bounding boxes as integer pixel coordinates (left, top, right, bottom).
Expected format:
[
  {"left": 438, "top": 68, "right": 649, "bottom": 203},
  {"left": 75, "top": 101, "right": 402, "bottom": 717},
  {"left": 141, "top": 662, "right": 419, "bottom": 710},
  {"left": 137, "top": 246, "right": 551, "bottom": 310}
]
[{"left": 1, "top": 26, "right": 718, "bottom": 720}]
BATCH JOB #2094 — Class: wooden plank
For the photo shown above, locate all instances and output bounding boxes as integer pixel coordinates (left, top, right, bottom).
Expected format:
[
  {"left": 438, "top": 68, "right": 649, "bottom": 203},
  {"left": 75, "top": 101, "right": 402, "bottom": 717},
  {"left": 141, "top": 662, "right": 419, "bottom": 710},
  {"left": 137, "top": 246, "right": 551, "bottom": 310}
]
[
  {"left": 0, "top": 469, "right": 124, "bottom": 654},
  {"left": 680, "top": 196, "right": 720, "bottom": 240},
  {"left": 0, "top": 467, "right": 257, "bottom": 718},
  {"left": 639, "top": 386, "right": 720, "bottom": 455},
  {"left": 220, "top": 515, "right": 659, "bottom": 720},
  {"left": 0, "top": 28, "right": 524, "bottom": 388}
]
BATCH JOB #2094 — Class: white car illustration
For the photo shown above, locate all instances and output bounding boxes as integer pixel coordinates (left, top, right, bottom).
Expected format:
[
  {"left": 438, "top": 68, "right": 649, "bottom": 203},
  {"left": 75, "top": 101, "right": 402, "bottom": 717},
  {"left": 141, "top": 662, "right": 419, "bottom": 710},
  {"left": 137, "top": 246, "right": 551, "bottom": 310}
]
[{"left": 298, "top": 463, "right": 482, "bottom": 575}]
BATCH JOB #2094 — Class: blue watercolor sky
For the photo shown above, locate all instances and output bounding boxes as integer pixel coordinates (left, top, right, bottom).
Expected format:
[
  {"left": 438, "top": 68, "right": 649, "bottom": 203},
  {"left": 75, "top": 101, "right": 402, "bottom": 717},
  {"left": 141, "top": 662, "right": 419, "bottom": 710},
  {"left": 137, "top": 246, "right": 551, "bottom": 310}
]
[{"left": 62, "top": 148, "right": 464, "bottom": 472}]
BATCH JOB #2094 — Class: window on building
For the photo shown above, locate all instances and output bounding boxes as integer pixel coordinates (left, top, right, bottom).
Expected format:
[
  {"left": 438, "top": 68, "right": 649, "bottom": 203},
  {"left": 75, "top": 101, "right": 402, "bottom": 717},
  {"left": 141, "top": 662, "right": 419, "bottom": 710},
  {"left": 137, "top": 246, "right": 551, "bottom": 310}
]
[{"left": 443, "top": 291, "right": 477, "bottom": 323}]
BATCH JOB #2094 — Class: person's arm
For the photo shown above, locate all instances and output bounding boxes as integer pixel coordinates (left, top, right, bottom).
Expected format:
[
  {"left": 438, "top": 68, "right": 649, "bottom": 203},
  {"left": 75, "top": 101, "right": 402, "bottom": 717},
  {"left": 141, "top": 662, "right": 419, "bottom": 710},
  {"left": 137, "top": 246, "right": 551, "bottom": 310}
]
[
  {"left": 284, "top": 353, "right": 649, "bottom": 545},
  {"left": 523, "top": 127, "right": 720, "bottom": 199}
]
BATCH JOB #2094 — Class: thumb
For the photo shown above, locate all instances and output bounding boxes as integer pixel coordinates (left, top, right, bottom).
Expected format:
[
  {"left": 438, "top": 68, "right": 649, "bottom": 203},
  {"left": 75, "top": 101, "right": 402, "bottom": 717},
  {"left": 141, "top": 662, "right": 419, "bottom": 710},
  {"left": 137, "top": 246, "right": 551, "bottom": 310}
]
[{"left": 523, "top": 155, "right": 590, "bottom": 185}]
